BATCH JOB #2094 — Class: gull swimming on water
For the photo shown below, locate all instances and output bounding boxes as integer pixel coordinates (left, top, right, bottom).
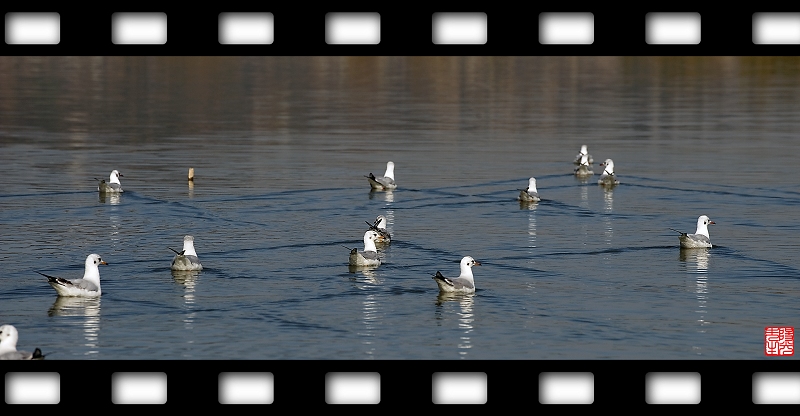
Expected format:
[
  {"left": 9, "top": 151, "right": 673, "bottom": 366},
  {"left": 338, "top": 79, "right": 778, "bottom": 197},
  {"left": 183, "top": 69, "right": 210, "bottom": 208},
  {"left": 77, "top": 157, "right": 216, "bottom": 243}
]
[
  {"left": 366, "top": 215, "right": 392, "bottom": 243},
  {"left": 97, "top": 170, "right": 123, "bottom": 193},
  {"left": 574, "top": 153, "right": 594, "bottom": 177},
  {"left": 170, "top": 235, "right": 204, "bottom": 271},
  {"left": 0, "top": 325, "right": 44, "bottom": 360},
  {"left": 366, "top": 161, "right": 397, "bottom": 190},
  {"left": 518, "top": 177, "right": 541, "bottom": 202},
  {"left": 348, "top": 230, "right": 381, "bottom": 266},
  {"left": 597, "top": 159, "right": 620, "bottom": 186},
  {"left": 432, "top": 256, "right": 481, "bottom": 294},
  {"left": 37, "top": 254, "right": 106, "bottom": 297},
  {"left": 574, "top": 145, "right": 593, "bottom": 165},
  {"left": 671, "top": 215, "right": 715, "bottom": 248}
]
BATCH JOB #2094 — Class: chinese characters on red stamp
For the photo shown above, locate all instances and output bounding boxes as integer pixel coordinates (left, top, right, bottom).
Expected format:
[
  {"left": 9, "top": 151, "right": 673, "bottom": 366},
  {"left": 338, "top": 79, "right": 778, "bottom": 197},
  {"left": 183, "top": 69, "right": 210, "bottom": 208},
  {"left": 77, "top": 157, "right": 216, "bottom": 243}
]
[{"left": 765, "top": 327, "right": 794, "bottom": 356}]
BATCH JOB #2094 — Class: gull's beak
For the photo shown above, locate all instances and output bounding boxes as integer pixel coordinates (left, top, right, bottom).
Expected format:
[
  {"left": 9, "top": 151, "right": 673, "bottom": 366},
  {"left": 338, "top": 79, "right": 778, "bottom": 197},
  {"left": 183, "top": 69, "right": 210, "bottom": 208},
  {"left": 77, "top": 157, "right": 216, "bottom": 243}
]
[
  {"left": 100, "top": 260, "right": 108, "bottom": 265},
  {"left": 708, "top": 221, "right": 715, "bottom": 225},
  {"left": 473, "top": 260, "right": 482, "bottom": 266}
]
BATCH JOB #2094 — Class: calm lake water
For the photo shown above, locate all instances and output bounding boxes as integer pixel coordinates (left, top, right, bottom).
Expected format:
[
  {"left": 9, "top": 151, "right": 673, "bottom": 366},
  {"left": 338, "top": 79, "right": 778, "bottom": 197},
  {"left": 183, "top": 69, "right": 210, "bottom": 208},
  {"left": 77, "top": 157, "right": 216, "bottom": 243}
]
[{"left": 0, "top": 56, "right": 798, "bottom": 360}]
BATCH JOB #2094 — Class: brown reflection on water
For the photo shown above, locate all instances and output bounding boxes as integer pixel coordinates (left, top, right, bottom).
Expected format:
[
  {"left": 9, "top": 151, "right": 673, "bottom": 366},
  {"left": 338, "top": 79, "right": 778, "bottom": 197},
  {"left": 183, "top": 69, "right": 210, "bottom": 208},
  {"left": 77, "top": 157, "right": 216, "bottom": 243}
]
[{"left": 3, "top": 57, "right": 800, "bottom": 141}]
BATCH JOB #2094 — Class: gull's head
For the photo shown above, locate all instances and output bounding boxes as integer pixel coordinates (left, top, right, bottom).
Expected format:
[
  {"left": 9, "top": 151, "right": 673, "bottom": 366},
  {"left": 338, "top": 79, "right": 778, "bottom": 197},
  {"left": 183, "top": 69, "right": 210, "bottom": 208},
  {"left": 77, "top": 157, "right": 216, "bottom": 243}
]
[
  {"left": 461, "top": 256, "right": 481, "bottom": 268},
  {"left": 183, "top": 235, "right": 195, "bottom": 243},
  {"left": 365, "top": 230, "right": 379, "bottom": 242},
  {"left": 363, "top": 230, "right": 380, "bottom": 252},
  {"left": 695, "top": 215, "right": 714, "bottom": 236},
  {"left": 0, "top": 324, "right": 19, "bottom": 347},
  {"left": 527, "top": 177, "right": 538, "bottom": 193},
  {"left": 375, "top": 215, "right": 388, "bottom": 229},
  {"left": 110, "top": 170, "right": 122, "bottom": 184},
  {"left": 580, "top": 145, "right": 588, "bottom": 155},
  {"left": 459, "top": 256, "right": 481, "bottom": 279},
  {"left": 86, "top": 253, "right": 108, "bottom": 268},
  {"left": 384, "top": 161, "right": 395, "bottom": 179},
  {"left": 600, "top": 159, "right": 615, "bottom": 175},
  {"left": 698, "top": 215, "right": 714, "bottom": 227}
]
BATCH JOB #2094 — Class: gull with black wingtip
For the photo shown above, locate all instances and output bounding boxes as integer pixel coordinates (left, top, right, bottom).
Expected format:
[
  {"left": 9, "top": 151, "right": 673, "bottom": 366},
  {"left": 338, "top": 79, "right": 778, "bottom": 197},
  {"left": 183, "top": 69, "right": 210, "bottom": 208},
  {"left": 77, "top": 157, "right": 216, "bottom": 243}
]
[
  {"left": 574, "top": 153, "right": 594, "bottom": 177},
  {"left": 97, "top": 170, "right": 123, "bottom": 194},
  {"left": 432, "top": 256, "right": 481, "bottom": 294},
  {"left": 365, "top": 215, "right": 392, "bottom": 243},
  {"left": 597, "top": 159, "right": 620, "bottom": 186},
  {"left": 518, "top": 177, "right": 541, "bottom": 202},
  {"left": 170, "top": 235, "right": 204, "bottom": 271},
  {"left": 0, "top": 325, "right": 44, "bottom": 360},
  {"left": 366, "top": 161, "right": 397, "bottom": 190},
  {"left": 573, "top": 145, "right": 593, "bottom": 166},
  {"left": 671, "top": 215, "right": 715, "bottom": 248},
  {"left": 347, "top": 230, "right": 382, "bottom": 267},
  {"left": 38, "top": 253, "right": 107, "bottom": 297}
]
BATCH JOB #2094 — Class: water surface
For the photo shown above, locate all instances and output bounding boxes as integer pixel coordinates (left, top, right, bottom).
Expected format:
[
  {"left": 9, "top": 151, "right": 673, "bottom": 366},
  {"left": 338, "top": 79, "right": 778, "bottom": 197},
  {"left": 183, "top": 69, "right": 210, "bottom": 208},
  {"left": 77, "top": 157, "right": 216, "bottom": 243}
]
[{"left": 1, "top": 56, "right": 798, "bottom": 359}]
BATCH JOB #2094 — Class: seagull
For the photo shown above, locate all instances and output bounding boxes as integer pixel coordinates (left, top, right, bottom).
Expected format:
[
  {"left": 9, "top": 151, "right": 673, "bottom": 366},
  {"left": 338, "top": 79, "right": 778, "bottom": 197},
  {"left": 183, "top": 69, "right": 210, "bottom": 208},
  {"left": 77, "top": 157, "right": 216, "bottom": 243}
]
[
  {"left": 348, "top": 230, "right": 381, "bottom": 267},
  {"left": 366, "top": 161, "right": 397, "bottom": 190},
  {"left": 518, "top": 177, "right": 541, "bottom": 202},
  {"left": 38, "top": 254, "right": 106, "bottom": 297},
  {"left": 573, "top": 145, "right": 593, "bottom": 165},
  {"left": 432, "top": 256, "right": 481, "bottom": 294},
  {"left": 0, "top": 325, "right": 44, "bottom": 360},
  {"left": 597, "top": 159, "right": 620, "bottom": 186},
  {"left": 671, "top": 215, "right": 715, "bottom": 248},
  {"left": 366, "top": 215, "right": 392, "bottom": 243},
  {"left": 170, "top": 235, "right": 203, "bottom": 271},
  {"left": 97, "top": 170, "right": 123, "bottom": 193},
  {"left": 574, "top": 153, "right": 594, "bottom": 177}
]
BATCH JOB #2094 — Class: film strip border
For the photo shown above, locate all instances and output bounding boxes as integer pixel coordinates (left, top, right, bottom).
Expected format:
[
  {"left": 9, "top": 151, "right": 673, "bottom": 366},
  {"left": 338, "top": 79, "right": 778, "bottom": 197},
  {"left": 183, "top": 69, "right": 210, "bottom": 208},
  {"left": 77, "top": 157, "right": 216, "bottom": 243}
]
[
  {"left": 3, "top": 8, "right": 799, "bottom": 409},
  {"left": 2, "top": 360, "right": 799, "bottom": 407},
  {"left": 3, "top": 9, "right": 800, "bottom": 54}
]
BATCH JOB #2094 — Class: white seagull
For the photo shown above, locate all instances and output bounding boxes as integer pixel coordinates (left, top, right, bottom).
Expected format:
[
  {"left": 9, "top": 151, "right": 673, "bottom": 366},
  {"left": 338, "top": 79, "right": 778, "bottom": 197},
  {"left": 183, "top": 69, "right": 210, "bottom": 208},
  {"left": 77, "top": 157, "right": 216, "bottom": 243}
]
[
  {"left": 432, "top": 256, "right": 481, "bottom": 294},
  {"left": 366, "top": 215, "right": 392, "bottom": 243},
  {"left": 348, "top": 230, "right": 381, "bottom": 266},
  {"left": 597, "top": 159, "right": 620, "bottom": 186},
  {"left": 518, "top": 177, "right": 541, "bottom": 202},
  {"left": 38, "top": 254, "right": 107, "bottom": 297},
  {"left": 573, "top": 145, "right": 594, "bottom": 165},
  {"left": 170, "top": 235, "right": 204, "bottom": 271},
  {"left": 366, "top": 161, "right": 397, "bottom": 190},
  {"left": 671, "top": 215, "right": 715, "bottom": 248},
  {"left": 97, "top": 170, "right": 123, "bottom": 193},
  {"left": 0, "top": 325, "right": 44, "bottom": 360},
  {"left": 574, "top": 153, "right": 594, "bottom": 177}
]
